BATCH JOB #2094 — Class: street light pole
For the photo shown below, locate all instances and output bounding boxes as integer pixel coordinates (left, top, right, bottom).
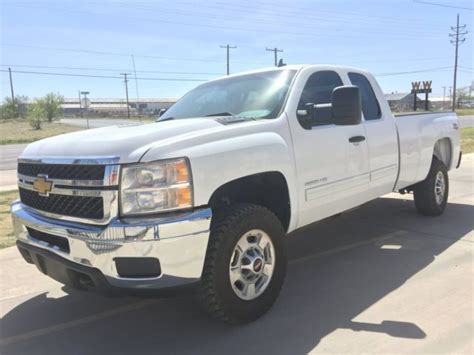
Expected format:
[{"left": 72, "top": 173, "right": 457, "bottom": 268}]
[
  {"left": 80, "top": 91, "right": 90, "bottom": 128},
  {"left": 120, "top": 73, "right": 131, "bottom": 119}
]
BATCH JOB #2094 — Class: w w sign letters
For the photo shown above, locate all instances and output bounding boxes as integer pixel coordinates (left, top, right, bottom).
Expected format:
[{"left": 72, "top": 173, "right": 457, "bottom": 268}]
[{"left": 411, "top": 80, "right": 432, "bottom": 111}]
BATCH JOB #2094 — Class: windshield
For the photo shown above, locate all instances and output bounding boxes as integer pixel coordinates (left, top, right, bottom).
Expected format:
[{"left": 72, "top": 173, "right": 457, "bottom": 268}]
[{"left": 160, "top": 69, "right": 296, "bottom": 120}]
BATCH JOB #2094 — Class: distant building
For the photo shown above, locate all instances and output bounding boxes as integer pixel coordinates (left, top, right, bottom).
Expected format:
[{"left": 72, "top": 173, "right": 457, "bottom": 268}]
[
  {"left": 61, "top": 98, "right": 176, "bottom": 117},
  {"left": 385, "top": 93, "right": 425, "bottom": 112}
]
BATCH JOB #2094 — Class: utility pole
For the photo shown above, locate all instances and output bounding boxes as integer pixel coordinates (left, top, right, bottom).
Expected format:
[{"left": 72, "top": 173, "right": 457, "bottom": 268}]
[
  {"left": 449, "top": 13, "right": 467, "bottom": 111},
  {"left": 220, "top": 44, "right": 237, "bottom": 75},
  {"left": 266, "top": 47, "right": 283, "bottom": 67},
  {"left": 131, "top": 55, "right": 140, "bottom": 119},
  {"left": 78, "top": 90, "right": 83, "bottom": 119},
  {"left": 121, "top": 73, "right": 131, "bottom": 119},
  {"left": 8, "top": 67, "right": 16, "bottom": 117},
  {"left": 80, "top": 91, "right": 90, "bottom": 128},
  {"left": 8, "top": 67, "right": 15, "bottom": 103},
  {"left": 442, "top": 86, "right": 447, "bottom": 102}
]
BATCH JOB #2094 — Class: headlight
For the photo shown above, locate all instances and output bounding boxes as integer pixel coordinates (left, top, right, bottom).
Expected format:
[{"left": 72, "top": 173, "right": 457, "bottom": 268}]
[{"left": 120, "top": 158, "right": 193, "bottom": 215}]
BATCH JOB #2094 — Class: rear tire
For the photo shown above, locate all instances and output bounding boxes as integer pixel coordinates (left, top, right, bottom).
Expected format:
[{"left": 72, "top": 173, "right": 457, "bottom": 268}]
[
  {"left": 413, "top": 158, "right": 449, "bottom": 216},
  {"left": 197, "top": 203, "right": 287, "bottom": 324}
]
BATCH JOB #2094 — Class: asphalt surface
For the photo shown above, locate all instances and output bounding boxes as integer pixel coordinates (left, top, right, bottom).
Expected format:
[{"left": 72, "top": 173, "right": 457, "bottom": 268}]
[{"left": 0, "top": 155, "right": 472, "bottom": 354}]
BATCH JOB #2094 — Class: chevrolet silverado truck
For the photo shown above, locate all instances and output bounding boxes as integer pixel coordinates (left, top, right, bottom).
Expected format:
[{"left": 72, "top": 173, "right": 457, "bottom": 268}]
[{"left": 11, "top": 65, "right": 461, "bottom": 324}]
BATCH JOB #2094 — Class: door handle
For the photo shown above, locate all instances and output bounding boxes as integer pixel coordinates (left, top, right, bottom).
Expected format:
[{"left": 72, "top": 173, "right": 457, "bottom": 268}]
[{"left": 348, "top": 135, "right": 366, "bottom": 143}]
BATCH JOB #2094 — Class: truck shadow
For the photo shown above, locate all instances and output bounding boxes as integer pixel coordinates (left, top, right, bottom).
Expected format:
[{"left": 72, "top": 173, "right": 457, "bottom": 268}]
[{"left": 1, "top": 197, "right": 472, "bottom": 355}]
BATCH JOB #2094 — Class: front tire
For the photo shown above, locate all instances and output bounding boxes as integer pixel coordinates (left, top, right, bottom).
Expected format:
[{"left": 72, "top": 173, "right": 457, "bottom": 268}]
[
  {"left": 197, "top": 204, "right": 287, "bottom": 324},
  {"left": 414, "top": 158, "right": 449, "bottom": 216}
]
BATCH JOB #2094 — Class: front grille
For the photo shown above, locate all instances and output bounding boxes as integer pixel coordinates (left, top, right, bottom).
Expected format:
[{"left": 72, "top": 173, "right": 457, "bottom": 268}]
[
  {"left": 20, "top": 188, "right": 104, "bottom": 220},
  {"left": 18, "top": 163, "right": 105, "bottom": 180},
  {"left": 26, "top": 227, "right": 70, "bottom": 253}
]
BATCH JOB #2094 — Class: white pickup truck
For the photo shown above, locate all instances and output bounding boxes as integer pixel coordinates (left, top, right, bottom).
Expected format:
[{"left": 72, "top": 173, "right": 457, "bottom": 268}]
[{"left": 12, "top": 65, "right": 461, "bottom": 324}]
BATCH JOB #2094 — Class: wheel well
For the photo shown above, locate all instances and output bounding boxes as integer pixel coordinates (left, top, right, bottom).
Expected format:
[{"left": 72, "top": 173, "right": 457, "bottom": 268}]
[
  {"left": 209, "top": 172, "right": 291, "bottom": 231},
  {"left": 433, "top": 138, "right": 452, "bottom": 168}
]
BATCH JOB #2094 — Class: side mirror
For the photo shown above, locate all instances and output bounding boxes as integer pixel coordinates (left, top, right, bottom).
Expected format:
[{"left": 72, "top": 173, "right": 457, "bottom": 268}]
[
  {"left": 332, "top": 86, "right": 361, "bottom": 126},
  {"left": 296, "top": 103, "right": 316, "bottom": 129}
]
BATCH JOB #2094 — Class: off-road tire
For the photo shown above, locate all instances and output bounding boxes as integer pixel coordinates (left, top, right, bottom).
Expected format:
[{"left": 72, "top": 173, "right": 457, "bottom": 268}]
[
  {"left": 413, "top": 158, "right": 449, "bottom": 216},
  {"left": 197, "top": 203, "right": 287, "bottom": 324}
]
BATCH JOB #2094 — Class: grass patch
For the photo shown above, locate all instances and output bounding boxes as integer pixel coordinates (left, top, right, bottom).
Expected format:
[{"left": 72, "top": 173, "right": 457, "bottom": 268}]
[
  {"left": 0, "top": 119, "right": 82, "bottom": 145},
  {"left": 456, "top": 108, "right": 474, "bottom": 116},
  {"left": 461, "top": 127, "right": 474, "bottom": 154},
  {"left": 0, "top": 190, "right": 19, "bottom": 249}
]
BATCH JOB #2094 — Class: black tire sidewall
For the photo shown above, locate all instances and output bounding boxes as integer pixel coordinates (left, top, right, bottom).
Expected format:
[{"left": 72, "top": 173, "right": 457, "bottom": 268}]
[
  {"left": 211, "top": 205, "right": 287, "bottom": 321},
  {"left": 414, "top": 159, "right": 449, "bottom": 215}
]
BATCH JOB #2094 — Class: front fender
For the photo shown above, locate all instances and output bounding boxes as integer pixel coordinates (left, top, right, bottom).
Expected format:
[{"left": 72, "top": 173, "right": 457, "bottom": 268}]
[{"left": 142, "top": 129, "right": 298, "bottom": 231}]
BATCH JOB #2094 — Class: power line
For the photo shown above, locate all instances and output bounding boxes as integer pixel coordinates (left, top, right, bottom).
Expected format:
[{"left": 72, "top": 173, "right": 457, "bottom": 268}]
[
  {"left": 375, "top": 66, "right": 453, "bottom": 76},
  {"left": 450, "top": 13, "right": 468, "bottom": 110},
  {"left": 0, "top": 69, "right": 210, "bottom": 81},
  {"left": 101, "top": 1, "right": 447, "bottom": 38},
  {"left": 175, "top": 0, "right": 448, "bottom": 32},
  {"left": 220, "top": 44, "right": 237, "bottom": 75},
  {"left": 266, "top": 48, "right": 283, "bottom": 67},
  {"left": 1, "top": 43, "right": 227, "bottom": 64},
  {"left": 2, "top": 3, "right": 448, "bottom": 42},
  {"left": 413, "top": 0, "right": 473, "bottom": 11},
  {"left": 0, "top": 63, "right": 222, "bottom": 75}
]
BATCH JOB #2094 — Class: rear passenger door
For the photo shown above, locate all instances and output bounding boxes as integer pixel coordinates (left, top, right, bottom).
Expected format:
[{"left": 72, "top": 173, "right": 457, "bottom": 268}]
[{"left": 348, "top": 72, "right": 399, "bottom": 198}]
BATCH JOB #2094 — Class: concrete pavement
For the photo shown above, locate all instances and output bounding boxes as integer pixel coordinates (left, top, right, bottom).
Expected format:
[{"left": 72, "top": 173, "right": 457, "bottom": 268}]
[{"left": 0, "top": 155, "right": 472, "bottom": 354}]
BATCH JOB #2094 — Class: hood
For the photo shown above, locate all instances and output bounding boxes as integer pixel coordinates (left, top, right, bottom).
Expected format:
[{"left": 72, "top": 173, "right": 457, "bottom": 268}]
[{"left": 21, "top": 119, "right": 225, "bottom": 163}]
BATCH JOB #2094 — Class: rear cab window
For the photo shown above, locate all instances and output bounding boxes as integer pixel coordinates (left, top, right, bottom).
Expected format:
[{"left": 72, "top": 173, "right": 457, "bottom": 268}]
[{"left": 348, "top": 72, "right": 381, "bottom": 120}]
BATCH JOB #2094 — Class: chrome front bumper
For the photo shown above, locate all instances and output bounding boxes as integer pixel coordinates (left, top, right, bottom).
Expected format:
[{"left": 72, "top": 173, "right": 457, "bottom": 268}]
[{"left": 11, "top": 201, "right": 212, "bottom": 292}]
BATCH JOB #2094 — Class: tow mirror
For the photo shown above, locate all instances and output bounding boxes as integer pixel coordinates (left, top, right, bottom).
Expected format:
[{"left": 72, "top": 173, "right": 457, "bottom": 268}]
[
  {"left": 332, "top": 86, "right": 361, "bottom": 126},
  {"left": 296, "top": 103, "right": 316, "bottom": 129}
]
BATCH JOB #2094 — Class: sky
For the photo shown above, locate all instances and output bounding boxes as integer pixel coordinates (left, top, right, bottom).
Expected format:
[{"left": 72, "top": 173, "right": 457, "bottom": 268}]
[{"left": 1, "top": 0, "right": 473, "bottom": 101}]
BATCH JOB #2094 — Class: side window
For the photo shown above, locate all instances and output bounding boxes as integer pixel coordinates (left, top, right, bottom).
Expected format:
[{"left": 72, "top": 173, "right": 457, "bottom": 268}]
[
  {"left": 298, "top": 71, "right": 343, "bottom": 109},
  {"left": 297, "top": 71, "right": 343, "bottom": 127},
  {"left": 348, "top": 72, "right": 381, "bottom": 120}
]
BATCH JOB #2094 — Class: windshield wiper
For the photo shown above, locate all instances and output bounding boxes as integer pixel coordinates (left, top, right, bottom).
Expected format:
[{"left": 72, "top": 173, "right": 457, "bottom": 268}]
[
  {"left": 204, "top": 112, "right": 236, "bottom": 117},
  {"left": 157, "top": 116, "right": 174, "bottom": 122}
]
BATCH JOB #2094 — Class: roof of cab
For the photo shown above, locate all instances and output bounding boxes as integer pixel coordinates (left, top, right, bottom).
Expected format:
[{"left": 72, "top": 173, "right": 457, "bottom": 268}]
[{"left": 207, "top": 64, "right": 371, "bottom": 83}]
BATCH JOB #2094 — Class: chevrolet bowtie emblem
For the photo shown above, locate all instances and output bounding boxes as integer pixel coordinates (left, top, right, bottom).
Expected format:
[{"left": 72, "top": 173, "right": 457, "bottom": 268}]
[{"left": 33, "top": 176, "right": 53, "bottom": 196}]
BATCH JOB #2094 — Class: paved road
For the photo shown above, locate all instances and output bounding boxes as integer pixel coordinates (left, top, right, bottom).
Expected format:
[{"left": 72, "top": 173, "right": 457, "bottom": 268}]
[
  {"left": 59, "top": 118, "right": 148, "bottom": 128},
  {"left": 0, "top": 144, "right": 27, "bottom": 190},
  {"left": 1, "top": 155, "right": 472, "bottom": 354}
]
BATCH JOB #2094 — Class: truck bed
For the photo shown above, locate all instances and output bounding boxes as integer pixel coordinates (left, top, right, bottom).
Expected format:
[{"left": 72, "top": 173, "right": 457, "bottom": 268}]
[{"left": 394, "top": 111, "right": 460, "bottom": 190}]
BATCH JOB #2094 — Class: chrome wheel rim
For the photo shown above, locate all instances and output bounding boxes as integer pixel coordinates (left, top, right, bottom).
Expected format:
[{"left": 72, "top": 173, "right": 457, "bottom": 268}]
[
  {"left": 229, "top": 229, "right": 275, "bottom": 301},
  {"left": 434, "top": 171, "right": 446, "bottom": 205}
]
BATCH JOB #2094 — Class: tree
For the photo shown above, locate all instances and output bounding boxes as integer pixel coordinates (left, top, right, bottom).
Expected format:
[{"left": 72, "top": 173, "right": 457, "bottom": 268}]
[
  {"left": 28, "top": 99, "right": 47, "bottom": 130},
  {"left": 0, "top": 96, "right": 29, "bottom": 119},
  {"left": 39, "top": 93, "right": 64, "bottom": 122},
  {"left": 456, "top": 88, "right": 470, "bottom": 108}
]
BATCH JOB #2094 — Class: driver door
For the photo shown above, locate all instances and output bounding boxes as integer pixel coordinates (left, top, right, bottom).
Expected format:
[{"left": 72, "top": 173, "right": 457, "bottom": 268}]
[{"left": 287, "top": 69, "right": 370, "bottom": 228}]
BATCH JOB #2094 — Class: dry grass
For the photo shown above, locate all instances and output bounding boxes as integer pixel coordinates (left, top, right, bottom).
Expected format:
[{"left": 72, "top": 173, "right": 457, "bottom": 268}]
[
  {"left": 456, "top": 108, "right": 474, "bottom": 116},
  {"left": 461, "top": 127, "right": 474, "bottom": 154},
  {"left": 0, "top": 119, "right": 82, "bottom": 145},
  {"left": 0, "top": 190, "right": 19, "bottom": 249}
]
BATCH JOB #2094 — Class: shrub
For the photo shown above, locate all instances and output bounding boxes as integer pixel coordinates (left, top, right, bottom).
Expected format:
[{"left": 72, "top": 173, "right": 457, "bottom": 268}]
[
  {"left": 28, "top": 100, "right": 47, "bottom": 130},
  {"left": 41, "top": 93, "right": 64, "bottom": 122},
  {"left": 0, "top": 96, "right": 29, "bottom": 119}
]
